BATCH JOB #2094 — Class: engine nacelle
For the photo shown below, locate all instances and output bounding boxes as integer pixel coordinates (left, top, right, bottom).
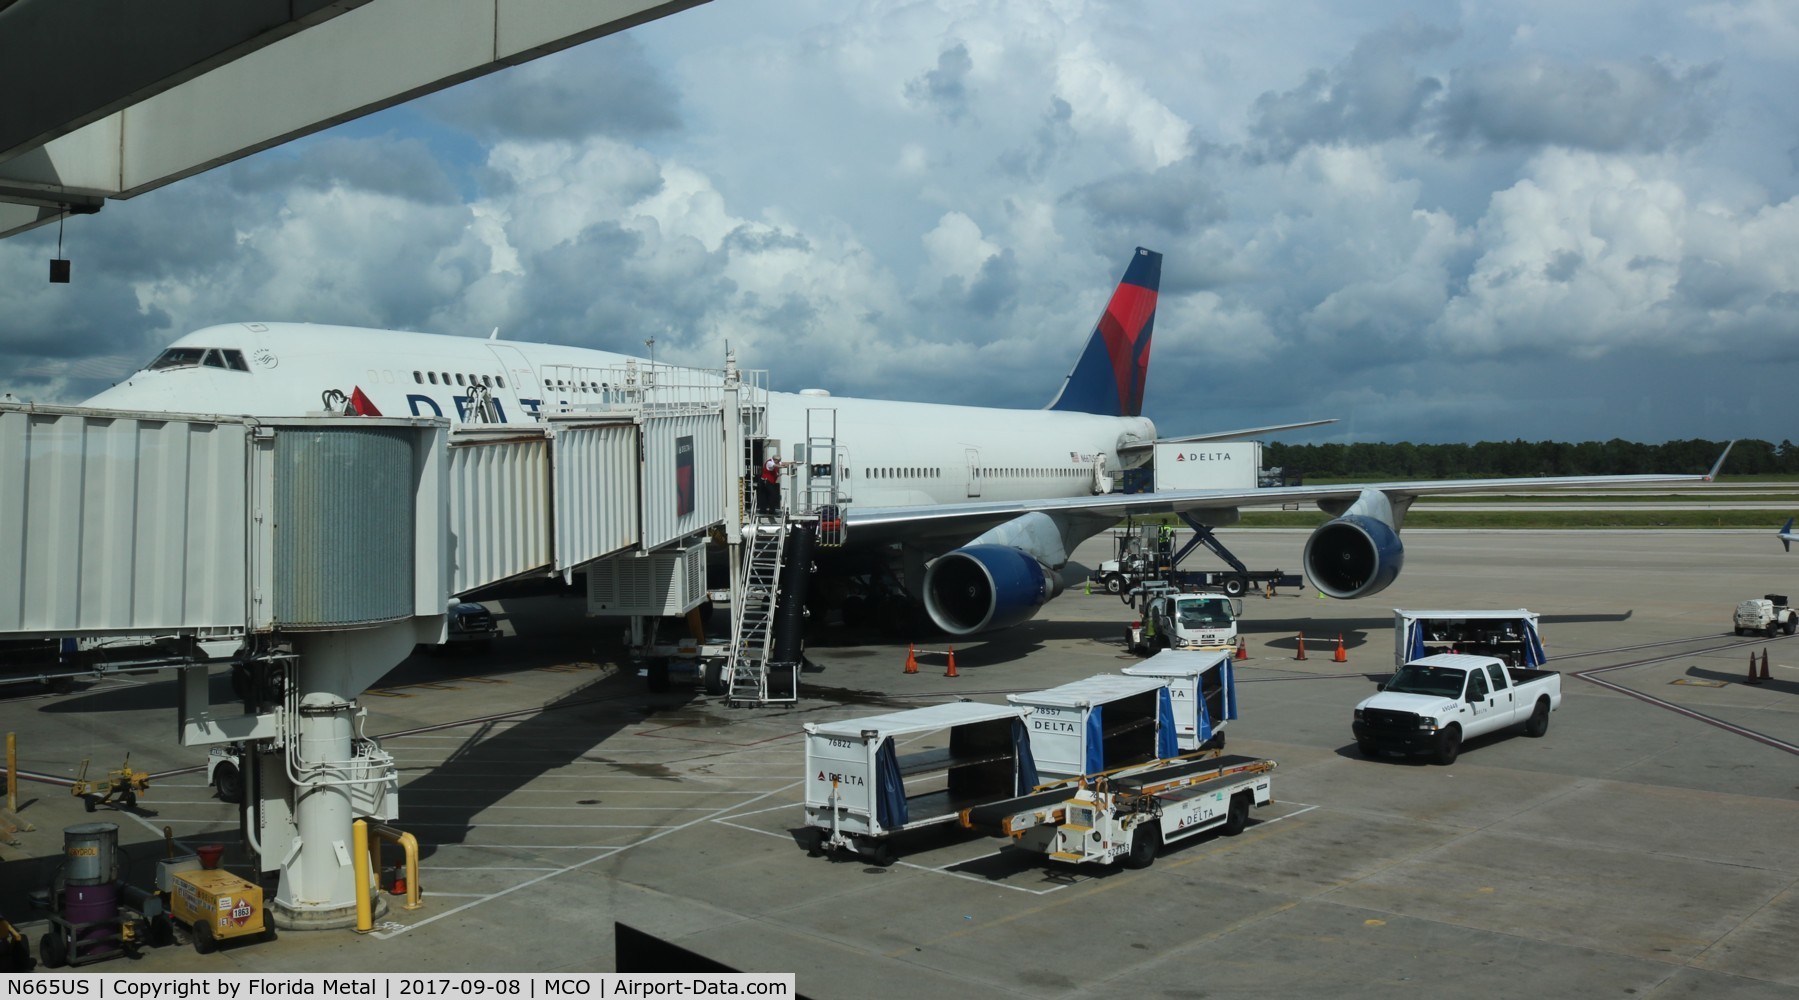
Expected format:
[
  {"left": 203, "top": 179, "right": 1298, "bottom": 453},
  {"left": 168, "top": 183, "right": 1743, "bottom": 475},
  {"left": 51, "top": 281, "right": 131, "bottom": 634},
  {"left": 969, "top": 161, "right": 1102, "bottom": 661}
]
[
  {"left": 1303, "top": 514, "right": 1405, "bottom": 599},
  {"left": 923, "top": 544, "right": 1060, "bottom": 635}
]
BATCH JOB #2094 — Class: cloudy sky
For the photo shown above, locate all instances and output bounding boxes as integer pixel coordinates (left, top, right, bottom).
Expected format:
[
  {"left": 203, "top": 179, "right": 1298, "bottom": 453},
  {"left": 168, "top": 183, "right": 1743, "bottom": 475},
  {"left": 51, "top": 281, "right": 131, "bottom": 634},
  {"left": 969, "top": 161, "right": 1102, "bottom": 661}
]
[{"left": 3, "top": 0, "right": 1796, "bottom": 444}]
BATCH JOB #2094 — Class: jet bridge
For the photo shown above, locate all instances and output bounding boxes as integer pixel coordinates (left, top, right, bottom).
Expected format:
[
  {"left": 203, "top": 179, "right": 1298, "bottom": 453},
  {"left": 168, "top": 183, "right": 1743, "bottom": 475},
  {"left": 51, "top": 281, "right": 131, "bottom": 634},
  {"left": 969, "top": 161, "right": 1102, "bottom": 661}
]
[{"left": 0, "top": 368, "right": 755, "bottom": 927}]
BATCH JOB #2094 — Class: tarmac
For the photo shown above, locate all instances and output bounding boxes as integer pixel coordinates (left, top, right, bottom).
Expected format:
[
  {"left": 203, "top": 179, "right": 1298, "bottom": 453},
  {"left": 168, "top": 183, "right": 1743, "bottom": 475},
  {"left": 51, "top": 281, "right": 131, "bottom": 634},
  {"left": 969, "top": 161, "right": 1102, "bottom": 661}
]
[{"left": 2, "top": 528, "right": 1797, "bottom": 997}]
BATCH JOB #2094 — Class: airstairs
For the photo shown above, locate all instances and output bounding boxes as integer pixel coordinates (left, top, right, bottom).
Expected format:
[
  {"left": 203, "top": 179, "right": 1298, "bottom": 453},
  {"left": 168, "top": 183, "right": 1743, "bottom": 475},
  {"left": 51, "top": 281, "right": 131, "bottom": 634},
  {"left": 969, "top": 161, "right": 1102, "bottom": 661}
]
[
  {"left": 725, "top": 520, "right": 791, "bottom": 705},
  {"left": 721, "top": 408, "right": 844, "bottom": 706}
]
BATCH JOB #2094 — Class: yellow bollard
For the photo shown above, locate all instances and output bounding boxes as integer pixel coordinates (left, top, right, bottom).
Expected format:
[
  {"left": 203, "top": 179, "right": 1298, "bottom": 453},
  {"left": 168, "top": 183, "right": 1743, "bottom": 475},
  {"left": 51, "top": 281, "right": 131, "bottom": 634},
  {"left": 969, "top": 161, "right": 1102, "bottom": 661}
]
[
  {"left": 353, "top": 819, "right": 372, "bottom": 933},
  {"left": 368, "top": 822, "right": 424, "bottom": 911}
]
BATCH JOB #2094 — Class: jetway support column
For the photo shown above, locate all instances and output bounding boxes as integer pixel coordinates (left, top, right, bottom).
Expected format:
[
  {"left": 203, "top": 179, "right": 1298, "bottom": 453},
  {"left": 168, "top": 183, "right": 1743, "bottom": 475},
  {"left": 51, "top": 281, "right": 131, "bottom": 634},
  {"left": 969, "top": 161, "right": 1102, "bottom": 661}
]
[{"left": 271, "top": 620, "right": 415, "bottom": 930}]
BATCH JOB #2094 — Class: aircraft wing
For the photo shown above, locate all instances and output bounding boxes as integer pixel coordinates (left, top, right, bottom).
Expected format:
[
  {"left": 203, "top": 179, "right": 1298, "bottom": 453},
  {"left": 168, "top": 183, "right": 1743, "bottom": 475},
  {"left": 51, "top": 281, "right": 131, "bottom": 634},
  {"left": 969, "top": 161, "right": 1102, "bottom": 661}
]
[
  {"left": 1142, "top": 419, "right": 1339, "bottom": 444},
  {"left": 842, "top": 471, "right": 1715, "bottom": 545}
]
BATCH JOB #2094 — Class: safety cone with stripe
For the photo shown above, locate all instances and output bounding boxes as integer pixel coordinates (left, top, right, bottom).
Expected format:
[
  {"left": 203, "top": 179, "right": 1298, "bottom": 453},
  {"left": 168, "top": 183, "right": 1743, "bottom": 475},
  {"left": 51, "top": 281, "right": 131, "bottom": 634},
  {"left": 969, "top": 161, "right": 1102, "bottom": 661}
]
[
  {"left": 904, "top": 645, "right": 918, "bottom": 674},
  {"left": 1333, "top": 634, "right": 1348, "bottom": 663},
  {"left": 1295, "top": 632, "right": 1307, "bottom": 661},
  {"left": 1235, "top": 637, "right": 1248, "bottom": 661},
  {"left": 945, "top": 646, "right": 959, "bottom": 678}
]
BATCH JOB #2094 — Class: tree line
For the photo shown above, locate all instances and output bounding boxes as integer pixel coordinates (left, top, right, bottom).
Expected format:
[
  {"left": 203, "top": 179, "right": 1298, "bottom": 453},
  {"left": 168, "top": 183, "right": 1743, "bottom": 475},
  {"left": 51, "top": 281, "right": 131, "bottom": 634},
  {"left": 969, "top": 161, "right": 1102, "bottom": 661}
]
[{"left": 1262, "top": 439, "right": 1793, "bottom": 480}]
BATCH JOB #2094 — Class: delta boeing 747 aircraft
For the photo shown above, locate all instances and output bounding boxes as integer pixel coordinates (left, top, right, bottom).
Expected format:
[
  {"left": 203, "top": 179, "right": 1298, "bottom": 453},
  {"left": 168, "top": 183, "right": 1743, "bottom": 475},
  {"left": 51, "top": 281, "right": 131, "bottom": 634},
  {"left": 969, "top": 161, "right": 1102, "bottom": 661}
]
[{"left": 83, "top": 249, "right": 1720, "bottom": 636}]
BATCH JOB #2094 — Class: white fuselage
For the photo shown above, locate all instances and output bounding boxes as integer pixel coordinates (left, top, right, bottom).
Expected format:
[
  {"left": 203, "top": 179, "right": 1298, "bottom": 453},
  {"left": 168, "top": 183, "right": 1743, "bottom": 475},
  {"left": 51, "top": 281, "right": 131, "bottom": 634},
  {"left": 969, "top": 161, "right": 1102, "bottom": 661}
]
[{"left": 84, "top": 323, "right": 1156, "bottom": 509}]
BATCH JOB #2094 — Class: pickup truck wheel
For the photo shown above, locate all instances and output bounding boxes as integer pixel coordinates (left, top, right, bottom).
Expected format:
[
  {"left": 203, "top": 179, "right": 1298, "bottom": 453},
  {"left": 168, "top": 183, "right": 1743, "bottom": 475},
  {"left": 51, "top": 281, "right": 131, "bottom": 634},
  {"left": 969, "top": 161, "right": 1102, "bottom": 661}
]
[
  {"left": 1769, "top": 624, "right": 1779, "bottom": 639},
  {"left": 1222, "top": 793, "right": 1249, "bottom": 836},
  {"left": 1434, "top": 727, "right": 1461, "bottom": 766},
  {"left": 1356, "top": 739, "right": 1378, "bottom": 759},
  {"left": 1734, "top": 626, "right": 1745, "bottom": 636},
  {"left": 1524, "top": 699, "right": 1551, "bottom": 738},
  {"left": 1786, "top": 619, "right": 1796, "bottom": 636},
  {"left": 1122, "top": 822, "right": 1161, "bottom": 869}
]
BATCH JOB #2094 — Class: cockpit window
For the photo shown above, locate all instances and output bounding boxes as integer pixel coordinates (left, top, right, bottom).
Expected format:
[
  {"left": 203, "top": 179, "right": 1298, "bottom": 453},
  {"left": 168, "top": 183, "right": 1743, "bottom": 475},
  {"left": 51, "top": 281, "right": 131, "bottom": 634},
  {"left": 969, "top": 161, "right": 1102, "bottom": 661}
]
[
  {"left": 148, "top": 346, "right": 251, "bottom": 373},
  {"left": 148, "top": 347, "right": 206, "bottom": 370}
]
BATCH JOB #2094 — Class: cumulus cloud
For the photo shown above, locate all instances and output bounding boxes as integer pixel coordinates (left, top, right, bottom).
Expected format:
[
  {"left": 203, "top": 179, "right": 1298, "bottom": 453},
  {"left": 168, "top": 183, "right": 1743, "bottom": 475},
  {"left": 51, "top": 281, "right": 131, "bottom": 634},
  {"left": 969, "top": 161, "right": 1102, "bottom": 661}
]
[
  {"left": 906, "top": 43, "right": 974, "bottom": 120},
  {"left": 1432, "top": 58, "right": 1721, "bottom": 154},
  {"left": 1250, "top": 16, "right": 1455, "bottom": 161}
]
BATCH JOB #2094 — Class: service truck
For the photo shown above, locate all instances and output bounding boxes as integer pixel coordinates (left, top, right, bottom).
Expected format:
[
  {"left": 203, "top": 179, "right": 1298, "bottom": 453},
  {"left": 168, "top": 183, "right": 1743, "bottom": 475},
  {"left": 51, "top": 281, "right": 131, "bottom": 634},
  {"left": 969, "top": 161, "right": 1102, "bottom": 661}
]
[
  {"left": 1734, "top": 594, "right": 1797, "bottom": 637},
  {"left": 1353, "top": 653, "right": 1561, "bottom": 765},
  {"left": 1130, "top": 590, "right": 1243, "bottom": 654}
]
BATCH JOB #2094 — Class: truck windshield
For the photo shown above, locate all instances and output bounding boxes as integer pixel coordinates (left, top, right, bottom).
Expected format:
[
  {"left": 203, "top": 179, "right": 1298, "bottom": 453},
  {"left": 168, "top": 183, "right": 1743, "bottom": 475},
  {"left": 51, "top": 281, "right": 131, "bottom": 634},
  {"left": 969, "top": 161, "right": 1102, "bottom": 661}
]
[
  {"left": 1176, "top": 599, "right": 1232, "bottom": 628},
  {"left": 1385, "top": 664, "right": 1466, "bottom": 697}
]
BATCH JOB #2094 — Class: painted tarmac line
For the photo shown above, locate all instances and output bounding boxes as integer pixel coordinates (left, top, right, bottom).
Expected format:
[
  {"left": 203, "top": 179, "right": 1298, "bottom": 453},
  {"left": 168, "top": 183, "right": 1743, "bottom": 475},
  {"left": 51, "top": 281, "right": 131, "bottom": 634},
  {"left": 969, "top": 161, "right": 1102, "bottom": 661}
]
[
  {"left": 371, "top": 777, "right": 806, "bottom": 939},
  {"left": 419, "top": 866, "right": 563, "bottom": 872},
  {"left": 403, "top": 821, "right": 679, "bottom": 830},
  {"left": 401, "top": 804, "right": 738, "bottom": 812}
]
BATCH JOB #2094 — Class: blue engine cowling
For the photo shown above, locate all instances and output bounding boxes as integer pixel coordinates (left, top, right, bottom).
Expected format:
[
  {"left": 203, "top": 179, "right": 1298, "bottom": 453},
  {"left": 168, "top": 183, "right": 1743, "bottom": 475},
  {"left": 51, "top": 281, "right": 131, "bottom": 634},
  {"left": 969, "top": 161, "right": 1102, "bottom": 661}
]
[
  {"left": 923, "top": 544, "right": 1059, "bottom": 635},
  {"left": 1302, "top": 514, "right": 1405, "bottom": 599}
]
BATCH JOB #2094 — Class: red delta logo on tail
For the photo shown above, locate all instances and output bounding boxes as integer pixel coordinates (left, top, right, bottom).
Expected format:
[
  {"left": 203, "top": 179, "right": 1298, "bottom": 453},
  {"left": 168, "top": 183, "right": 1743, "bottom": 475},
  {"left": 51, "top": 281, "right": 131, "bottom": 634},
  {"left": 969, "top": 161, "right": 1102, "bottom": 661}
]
[{"left": 1047, "top": 247, "right": 1161, "bottom": 417}]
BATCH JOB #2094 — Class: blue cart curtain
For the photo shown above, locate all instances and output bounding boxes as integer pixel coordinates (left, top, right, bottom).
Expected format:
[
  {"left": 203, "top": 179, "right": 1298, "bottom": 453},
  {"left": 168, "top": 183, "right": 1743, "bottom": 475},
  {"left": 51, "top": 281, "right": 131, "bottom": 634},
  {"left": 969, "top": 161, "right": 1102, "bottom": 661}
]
[
  {"left": 1523, "top": 623, "right": 1547, "bottom": 667},
  {"left": 1084, "top": 705, "right": 1105, "bottom": 775},
  {"left": 1010, "top": 718, "right": 1041, "bottom": 792},
  {"left": 874, "top": 738, "right": 908, "bottom": 830},
  {"left": 1222, "top": 659, "right": 1239, "bottom": 720},
  {"left": 1196, "top": 688, "right": 1213, "bottom": 743},
  {"left": 1156, "top": 688, "right": 1178, "bottom": 758},
  {"left": 1408, "top": 622, "right": 1428, "bottom": 661}
]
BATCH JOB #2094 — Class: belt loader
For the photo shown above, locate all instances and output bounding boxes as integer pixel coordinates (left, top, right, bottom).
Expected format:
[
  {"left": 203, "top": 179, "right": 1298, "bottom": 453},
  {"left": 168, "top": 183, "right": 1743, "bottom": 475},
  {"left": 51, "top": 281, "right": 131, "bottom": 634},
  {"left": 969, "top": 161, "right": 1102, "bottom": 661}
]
[{"left": 961, "top": 753, "right": 1275, "bottom": 869}]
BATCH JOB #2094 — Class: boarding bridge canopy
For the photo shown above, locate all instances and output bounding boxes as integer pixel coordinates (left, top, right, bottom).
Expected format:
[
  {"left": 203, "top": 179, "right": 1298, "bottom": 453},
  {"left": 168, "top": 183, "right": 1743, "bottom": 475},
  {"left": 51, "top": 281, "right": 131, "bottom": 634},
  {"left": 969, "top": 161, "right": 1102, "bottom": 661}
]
[{"left": 0, "top": 0, "right": 712, "bottom": 239}]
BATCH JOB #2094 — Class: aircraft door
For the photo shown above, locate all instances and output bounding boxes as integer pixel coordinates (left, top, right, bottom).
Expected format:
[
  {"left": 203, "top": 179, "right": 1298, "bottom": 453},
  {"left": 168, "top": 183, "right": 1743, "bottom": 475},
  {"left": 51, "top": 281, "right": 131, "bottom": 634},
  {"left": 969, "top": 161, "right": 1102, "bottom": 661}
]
[
  {"left": 486, "top": 344, "right": 541, "bottom": 417},
  {"left": 965, "top": 448, "right": 980, "bottom": 498}
]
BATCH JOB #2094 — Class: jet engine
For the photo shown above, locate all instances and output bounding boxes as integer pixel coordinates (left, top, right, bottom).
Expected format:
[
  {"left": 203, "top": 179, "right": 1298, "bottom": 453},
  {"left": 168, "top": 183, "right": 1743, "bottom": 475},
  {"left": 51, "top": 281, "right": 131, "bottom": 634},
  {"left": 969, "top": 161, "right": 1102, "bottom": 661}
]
[
  {"left": 923, "top": 544, "right": 1061, "bottom": 635},
  {"left": 1302, "top": 489, "right": 1407, "bottom": 599}
]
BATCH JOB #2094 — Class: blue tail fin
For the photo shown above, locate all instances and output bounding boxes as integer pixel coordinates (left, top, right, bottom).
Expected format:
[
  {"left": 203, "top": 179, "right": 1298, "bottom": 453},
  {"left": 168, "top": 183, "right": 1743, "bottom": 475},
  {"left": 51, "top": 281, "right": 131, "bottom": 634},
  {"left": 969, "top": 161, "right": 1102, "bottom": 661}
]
[{"left": 1047, "top": 247, "right": 1161, "bottom": 417}]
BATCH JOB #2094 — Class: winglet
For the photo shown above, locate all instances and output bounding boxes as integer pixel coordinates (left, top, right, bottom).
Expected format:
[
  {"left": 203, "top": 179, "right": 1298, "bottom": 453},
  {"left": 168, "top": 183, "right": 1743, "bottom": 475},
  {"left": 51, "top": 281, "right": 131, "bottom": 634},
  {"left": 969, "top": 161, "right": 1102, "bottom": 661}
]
[
  {"left": 1781, "top": 517, "right": 1794, "bottom": 554},
  {"left": 1704, "top": 441, "right": 1734, "bottom": 482}
]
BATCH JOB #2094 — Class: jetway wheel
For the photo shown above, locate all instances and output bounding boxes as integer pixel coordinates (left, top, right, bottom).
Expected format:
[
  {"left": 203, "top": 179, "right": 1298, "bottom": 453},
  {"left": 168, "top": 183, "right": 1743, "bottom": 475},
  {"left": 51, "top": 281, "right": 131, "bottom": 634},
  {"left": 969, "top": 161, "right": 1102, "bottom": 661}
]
[{"left": 703, "top": 660, "right": 727, "bottom": 697}]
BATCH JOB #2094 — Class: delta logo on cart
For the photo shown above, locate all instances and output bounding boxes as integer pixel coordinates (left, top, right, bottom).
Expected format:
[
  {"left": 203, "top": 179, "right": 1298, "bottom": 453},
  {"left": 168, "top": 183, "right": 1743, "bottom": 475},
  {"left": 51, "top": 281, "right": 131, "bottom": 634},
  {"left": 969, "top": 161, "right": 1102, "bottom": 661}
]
[{"left": 815, "top": 770, "right": 865, "bottom": 787}]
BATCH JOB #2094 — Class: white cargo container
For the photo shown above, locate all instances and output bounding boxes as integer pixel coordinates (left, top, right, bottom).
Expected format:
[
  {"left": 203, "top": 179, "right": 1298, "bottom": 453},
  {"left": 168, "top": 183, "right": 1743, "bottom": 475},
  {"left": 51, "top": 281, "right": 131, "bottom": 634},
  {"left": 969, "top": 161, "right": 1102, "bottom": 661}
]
[
  {"left": 801, "top": 702, "right": 1039, "bottom": 865},
  {"left": 1394, "top": 609, "right": 1546, "bottom": 667},
  {"left": 1123, "top": 649, "right": 1238, "bottom": 750},
  {"left": 1008, "top": 674, "right": 1177, "bottom": 779},
  {"left": 1152, "top": 441, "right": 1261, "bottom": 491}
]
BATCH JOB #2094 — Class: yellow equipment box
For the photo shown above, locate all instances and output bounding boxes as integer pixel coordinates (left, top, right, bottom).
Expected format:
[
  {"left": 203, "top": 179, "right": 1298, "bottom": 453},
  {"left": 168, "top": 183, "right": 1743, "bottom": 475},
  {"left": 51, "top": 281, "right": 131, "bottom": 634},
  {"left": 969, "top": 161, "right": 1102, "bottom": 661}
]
[{"left": 171, "top": 869, "right": 267, "bottom": 953}]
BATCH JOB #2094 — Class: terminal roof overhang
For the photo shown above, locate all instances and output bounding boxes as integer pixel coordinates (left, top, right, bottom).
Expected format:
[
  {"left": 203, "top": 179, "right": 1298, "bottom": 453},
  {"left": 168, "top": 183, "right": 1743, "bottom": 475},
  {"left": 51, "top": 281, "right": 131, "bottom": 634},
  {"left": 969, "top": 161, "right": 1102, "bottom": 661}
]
[{"left": 0, "top": 0, "right": 709, "bottom": 240}]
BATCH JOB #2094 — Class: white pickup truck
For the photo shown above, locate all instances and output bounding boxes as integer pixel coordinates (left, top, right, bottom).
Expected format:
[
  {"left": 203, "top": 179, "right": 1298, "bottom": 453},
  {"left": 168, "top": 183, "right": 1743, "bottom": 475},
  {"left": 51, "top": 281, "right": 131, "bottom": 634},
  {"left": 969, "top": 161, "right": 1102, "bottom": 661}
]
[{"left": 1352, "top": 653, "right": 1561, "bottom": 765}]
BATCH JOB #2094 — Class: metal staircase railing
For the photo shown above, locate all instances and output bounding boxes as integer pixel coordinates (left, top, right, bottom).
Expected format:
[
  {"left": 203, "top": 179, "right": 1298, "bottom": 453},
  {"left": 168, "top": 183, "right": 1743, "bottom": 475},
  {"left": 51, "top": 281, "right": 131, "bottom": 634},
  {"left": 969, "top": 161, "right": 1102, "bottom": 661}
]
[{"left": 726, "top": 522, "right": 787, "bottom": 704}]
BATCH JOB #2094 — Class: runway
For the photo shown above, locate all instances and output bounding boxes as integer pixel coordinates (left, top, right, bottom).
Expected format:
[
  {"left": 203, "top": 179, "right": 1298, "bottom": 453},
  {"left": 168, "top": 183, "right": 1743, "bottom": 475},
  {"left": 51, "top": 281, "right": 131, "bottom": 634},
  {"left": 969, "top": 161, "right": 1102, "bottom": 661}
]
[{"left": 2, "top": 529, "right": 1796, "bottom": 995}]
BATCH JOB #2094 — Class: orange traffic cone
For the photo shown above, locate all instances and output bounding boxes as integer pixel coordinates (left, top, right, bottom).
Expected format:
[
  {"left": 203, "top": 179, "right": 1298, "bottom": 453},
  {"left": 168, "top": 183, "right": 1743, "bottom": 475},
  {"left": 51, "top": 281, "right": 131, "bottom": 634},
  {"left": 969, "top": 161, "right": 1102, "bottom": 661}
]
[
  {"left": 945, "top": 647, "right": 959, "bottom": 678},
  {"left": 1295, "top": 632, "right": 1307, "bottom": 661},
  {"left": 1333, "top": 634, "right": 1348, "bottom": 663},
  {"left": 904, "top": 644, "right": 918, "bottom": 674},
  {"left": 1762, "top": 648, "right": 1772, "bottom": 681},
  {"left": 1234, "top": 638, "right": 1247, "bottom": 661},
  {"left": 1748, "top": 652, "right": 1762, "bottom": 684}
]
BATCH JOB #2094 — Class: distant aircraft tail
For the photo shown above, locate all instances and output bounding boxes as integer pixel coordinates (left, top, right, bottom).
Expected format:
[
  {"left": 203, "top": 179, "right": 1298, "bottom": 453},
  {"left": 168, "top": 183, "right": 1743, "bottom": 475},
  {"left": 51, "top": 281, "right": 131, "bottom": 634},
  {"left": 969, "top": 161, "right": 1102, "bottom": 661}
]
[
  {"left": 1781, "top": 517, "right": 1794, "bottom": 553},
  {"left": 1047, "top": 247, "right": 1161, "bottom": 417}
]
